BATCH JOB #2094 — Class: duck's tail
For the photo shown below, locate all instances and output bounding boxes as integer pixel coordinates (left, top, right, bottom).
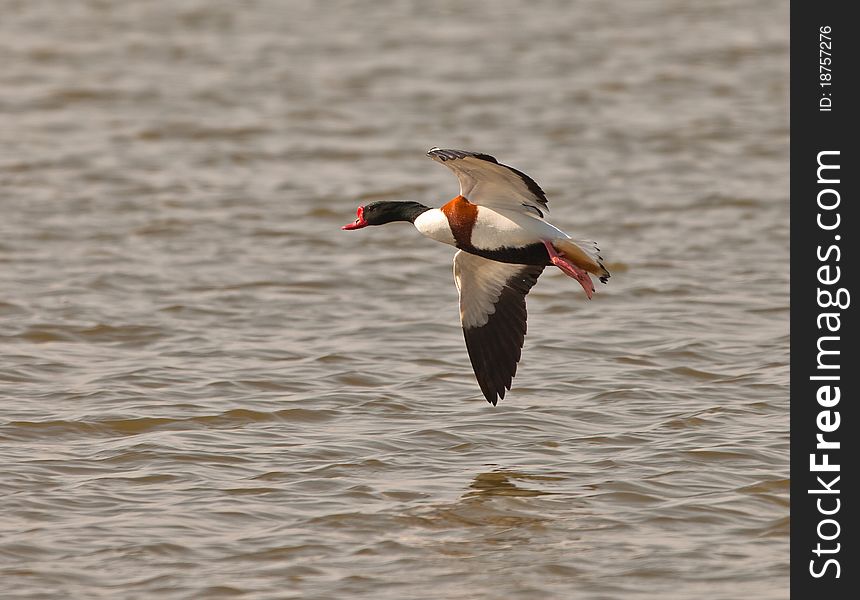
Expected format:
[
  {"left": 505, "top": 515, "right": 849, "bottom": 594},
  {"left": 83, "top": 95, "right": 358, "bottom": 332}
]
[{"left": 553, "top": 238, "right": 611, "bottom": 284}]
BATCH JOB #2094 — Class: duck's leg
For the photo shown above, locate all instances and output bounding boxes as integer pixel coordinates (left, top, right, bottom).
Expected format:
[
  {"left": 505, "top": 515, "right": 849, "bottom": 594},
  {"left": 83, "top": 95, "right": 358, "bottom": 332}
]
[{"left": 542, "top": 240, "right": 594, "bottom": 299}]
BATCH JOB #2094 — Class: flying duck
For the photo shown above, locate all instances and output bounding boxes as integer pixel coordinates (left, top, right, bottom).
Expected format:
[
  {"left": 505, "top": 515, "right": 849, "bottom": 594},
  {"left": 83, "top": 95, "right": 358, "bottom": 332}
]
[{"left": 343, "top": 148, "right": 610, "bottom": 405}]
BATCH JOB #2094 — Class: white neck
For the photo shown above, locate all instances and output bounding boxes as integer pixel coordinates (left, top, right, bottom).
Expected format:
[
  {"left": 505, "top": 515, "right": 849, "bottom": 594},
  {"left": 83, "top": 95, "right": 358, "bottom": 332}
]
[{"left": 414, "top": 209, "right": 456, "bottom": 246}]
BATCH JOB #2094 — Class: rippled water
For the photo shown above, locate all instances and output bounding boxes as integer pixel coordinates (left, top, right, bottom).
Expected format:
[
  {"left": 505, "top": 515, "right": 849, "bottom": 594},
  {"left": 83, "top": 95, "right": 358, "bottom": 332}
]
[{"left": 1, "top": 1, "right": 788, "bottom": 598}]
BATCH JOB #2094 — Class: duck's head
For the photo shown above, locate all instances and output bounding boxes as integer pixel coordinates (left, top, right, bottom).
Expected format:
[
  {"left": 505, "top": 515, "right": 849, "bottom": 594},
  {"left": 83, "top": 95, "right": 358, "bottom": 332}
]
[{"left": 342, "top": 201, "right": 430, "bottom": 230}]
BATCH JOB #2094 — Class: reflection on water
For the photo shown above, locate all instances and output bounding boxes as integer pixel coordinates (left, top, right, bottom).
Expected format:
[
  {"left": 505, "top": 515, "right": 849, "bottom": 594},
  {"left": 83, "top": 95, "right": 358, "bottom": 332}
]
[
  {"left": 0, "top": 0, "right": 788, "bottom": 598},
  {"left": 464, "top": 469, "right": 561, "bottom": 499}
]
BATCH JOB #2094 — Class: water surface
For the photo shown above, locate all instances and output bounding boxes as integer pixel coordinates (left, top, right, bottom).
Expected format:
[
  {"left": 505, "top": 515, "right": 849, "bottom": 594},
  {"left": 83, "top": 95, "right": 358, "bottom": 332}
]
[{"left": 1, "top": 1, "right": 788, "bottom": 598}]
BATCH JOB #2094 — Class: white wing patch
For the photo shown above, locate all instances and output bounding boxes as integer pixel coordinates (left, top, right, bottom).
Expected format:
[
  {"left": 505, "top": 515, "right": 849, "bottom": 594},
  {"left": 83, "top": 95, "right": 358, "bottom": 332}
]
[
  {"left": 452, "top": 250, "right": 545, "bottom": 405},
  {"left": 454, "top": 252, "right": 519, "bottom": 328},
  {"left": 428, "top": 148, "right": 549, "bottom": 218}
]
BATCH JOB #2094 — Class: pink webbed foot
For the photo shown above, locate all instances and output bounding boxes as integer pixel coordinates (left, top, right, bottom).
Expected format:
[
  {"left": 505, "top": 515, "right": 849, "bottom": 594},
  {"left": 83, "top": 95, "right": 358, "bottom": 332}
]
[{"left": 542, "top": 240, "right": 595, "bottom": 299}]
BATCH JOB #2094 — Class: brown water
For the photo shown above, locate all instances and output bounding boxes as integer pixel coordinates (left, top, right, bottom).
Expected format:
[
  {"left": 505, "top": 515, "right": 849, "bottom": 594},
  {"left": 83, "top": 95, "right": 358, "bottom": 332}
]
[{"left": 1, "top": 1, "right": 788, "bottom": 598}]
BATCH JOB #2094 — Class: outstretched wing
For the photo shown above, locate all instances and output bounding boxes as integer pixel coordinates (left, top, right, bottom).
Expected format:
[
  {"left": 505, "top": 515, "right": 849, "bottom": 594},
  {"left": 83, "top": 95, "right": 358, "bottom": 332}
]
[
  {"left": 453, "top": 251, "right": 544, "bottom": 405},
  {"left": 428, "top": 147, "right": 549, "bottom": 218}
]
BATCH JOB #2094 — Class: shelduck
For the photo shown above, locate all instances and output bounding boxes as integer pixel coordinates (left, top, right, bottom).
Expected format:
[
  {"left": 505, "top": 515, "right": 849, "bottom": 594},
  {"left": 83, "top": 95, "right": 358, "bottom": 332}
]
[{"left": 342, "top": 148, "right": 610, "bottom": 405}]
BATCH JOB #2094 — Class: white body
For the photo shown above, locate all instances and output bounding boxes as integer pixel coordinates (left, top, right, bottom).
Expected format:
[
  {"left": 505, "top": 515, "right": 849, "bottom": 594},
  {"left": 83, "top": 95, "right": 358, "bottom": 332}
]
[{"left": 414, "top": 206, "right": 571, "bottom": 249}]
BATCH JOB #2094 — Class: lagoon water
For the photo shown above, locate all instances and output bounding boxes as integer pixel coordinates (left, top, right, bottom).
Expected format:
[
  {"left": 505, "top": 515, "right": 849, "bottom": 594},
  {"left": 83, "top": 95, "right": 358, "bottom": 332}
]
[{"left": 1, "top": 1, "right": 788, "bottom": 598}]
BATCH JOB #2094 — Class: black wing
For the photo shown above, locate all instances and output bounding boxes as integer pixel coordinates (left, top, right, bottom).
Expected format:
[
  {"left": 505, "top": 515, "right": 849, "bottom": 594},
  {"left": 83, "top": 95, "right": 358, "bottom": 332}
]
[{"left": 453, "top": 251, "right": 545, "bottom": 405}]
